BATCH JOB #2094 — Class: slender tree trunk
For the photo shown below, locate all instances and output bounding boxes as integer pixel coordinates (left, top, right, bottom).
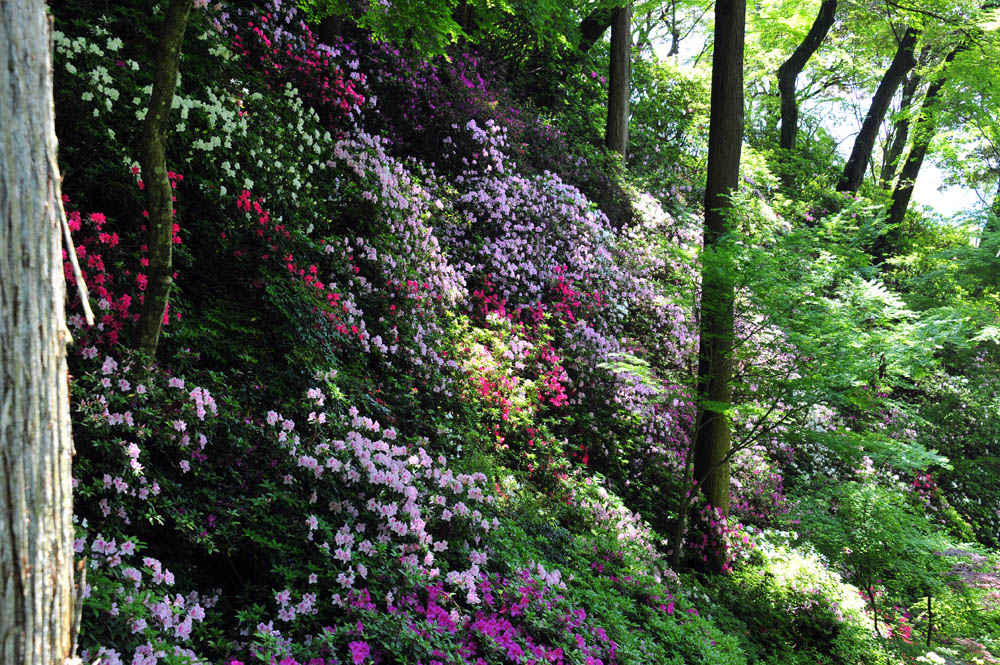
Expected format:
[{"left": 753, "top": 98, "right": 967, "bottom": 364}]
[
  {"left": 134, "top": 0, "right": 192, "bottom": 359},
  {"left": 1, "top": 2, "right": 77, "bottom": 662},
  {"left": 605, "top": 4, "right": 633, "bottom": 164},
  {"left": 777, "top": 0, "right": 837, "bottom": 151},
  {"left": 879, "top": 70, "right": 922, "bottom": 187},
  {"left": 868, "top": 586, "right": 881, "bottom": 637},
  {"left": 987, "top": 179, "right": 1000, "bottom": 236},
  {"left": 879, "top": 47, "right": 930, "bottom": 187},
  {"left": 693, "top": 0, "right": 746, "bottom": 520},
  {"left": 877, "top": 44, "right": 962, "bottom": 262},
  {"left": 668, "top": 0, "right": 681, "bottom": 57},
  {"left": 837, "top": 27, "right": 919, "bottom": 192},
  {"left": 927, "top": 595, "right": 932, "bottom": 647}
]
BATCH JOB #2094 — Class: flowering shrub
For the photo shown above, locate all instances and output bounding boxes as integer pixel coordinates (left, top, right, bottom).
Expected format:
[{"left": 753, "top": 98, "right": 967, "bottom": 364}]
[
  {"left": 683, "top": 505, "right": 755, "bottom": 574},
  {"left": 75, "top": 528, "right": 217, "bottom": 665},
  {"left": 221, "top": 3, "right": 366, "bottom": 132},
  {"left": 63, "top": 205, "right": 138, "bottom": 349},
  {"left": 446, "top": 311, "right": 570, "bottom": 477},
  {"left": 729, "top": 445, "right": 789, "bottom": 527},
  {"left": 459, "top": 568, "right": 619, "bottom": 665},
  {"left": 70, "top": 344, "right": 503, "bottom": 662}
]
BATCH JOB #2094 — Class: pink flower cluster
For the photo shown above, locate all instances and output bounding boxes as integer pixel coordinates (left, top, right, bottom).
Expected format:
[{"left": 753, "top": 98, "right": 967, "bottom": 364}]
[
  {"left": 221, "top": 4, "right": 366, "bottom": 131},
  {"left": 264, "top": 395, "right": 499, "bottom": 606}
]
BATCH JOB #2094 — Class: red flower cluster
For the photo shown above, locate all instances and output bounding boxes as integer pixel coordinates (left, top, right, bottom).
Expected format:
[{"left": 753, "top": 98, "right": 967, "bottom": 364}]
[{"left": 226, "top": 9, "right": 365, "bottom": 132}]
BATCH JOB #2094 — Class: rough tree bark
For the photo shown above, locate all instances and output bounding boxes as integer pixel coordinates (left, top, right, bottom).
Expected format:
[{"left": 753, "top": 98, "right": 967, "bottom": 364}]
[
  {"left": 777, "top": 0, "right": 838, "bottom": 151},
  {"left": 1, "top": 1, "right": 77, "bottom": 662},
  {"left": 133, "top": 0, "right": 193, "bottom": 359},
  {"left": 878, "top": 44, "right": 963, "bottom": 262},
  {"left": 837, "top": 26, "right": 919, "bottom": 192},
  {"left": 692, "top": 0, "right": 746, "bottom": 520},
  {"left": 605, "top": 4, "right": 633, "bottom": 164}
]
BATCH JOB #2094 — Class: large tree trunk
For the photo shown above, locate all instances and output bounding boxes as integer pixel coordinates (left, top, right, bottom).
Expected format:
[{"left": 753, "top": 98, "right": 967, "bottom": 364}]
[
  {"left": 1, "top": 1, "right": 77, "bottom": 662},
  {"left": 878, "top": 68, "right": 923, "bottom": 187},
  {"left": 134, "top": 0, "right": 192, "bottom": 359},
  {"left": 878, "top": 44, "right": 963, "bottom": 262},
  {"left": 837, "top": 27, "right": 919, "bottom": 192},
  {"left": 693, "top": 0, "right": 746, "bottom": 520},
  {"left": 605, "top": 4, "right": 632, "bottom": 164},
  {"left": 777, "top": 0, "right": 838, "bottom": 151}
]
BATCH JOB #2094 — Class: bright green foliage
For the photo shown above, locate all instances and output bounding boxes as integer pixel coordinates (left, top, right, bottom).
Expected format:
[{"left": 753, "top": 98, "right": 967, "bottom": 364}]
[
  {"left": 702, "top": 536, "right": 902, "bottom": 665},
  {"left": 928, "top": 25, "right": 1000, "bottom": 197},
  {"left": 297, "top": 0, "right": 584, "bottom": 59},
  {"left": 800, "top": 481, "right": 951, "bottom": 599},
  {"left": 629, "top": 56, "right": 710, "bottom": 190}
]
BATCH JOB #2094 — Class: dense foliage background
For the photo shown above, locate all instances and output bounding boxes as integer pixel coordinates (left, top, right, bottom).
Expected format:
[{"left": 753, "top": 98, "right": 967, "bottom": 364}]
[{"left": 50, "top": 0, "right": 1000, "bottom": 664}]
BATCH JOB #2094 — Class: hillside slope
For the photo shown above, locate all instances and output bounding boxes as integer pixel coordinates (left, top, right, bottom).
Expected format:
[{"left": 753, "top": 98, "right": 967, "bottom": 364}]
[{"left": 53, "top": 2, "right": 999, "bottom": 664}]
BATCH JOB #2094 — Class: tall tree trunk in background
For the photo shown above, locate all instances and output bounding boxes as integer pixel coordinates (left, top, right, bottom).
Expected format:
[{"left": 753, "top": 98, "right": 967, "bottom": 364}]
[
  {"left": 134, "top": 0, "right": 192, "bottom": 359},
  {"left": 318, "top": 14, "right": 344, "bottom": 46},
  {"left": 837, "top": 27, "right": 918, "bottom": 192},
  {"left": 1, "top": 1, "right": 77, "bottom": 662},
  {"left": 879, "top": 46, "right": 932, "bottom": 187},
  {"left": 693, "top": 0, "right": 746, "bottom": 521},
  {"left": 605, "top": 4, "right": 633, "bottom": 164},
  {"left": 777, "top": 0, "right": 837, "bottom": 151},
  {"left": 878, "top": 44, "right": 963, "bottom": 262},
  {"left": 970, "top": 180, "right": 1000, "bottom": 277},
  {"left": 987, "top": 179, "right": 1000, "bottom": 236},
  {"left": 456, "top": 0, "right": 473, "bottom": 32},
  {"left": 668, "top": 0, "right": 681, "bottom": 56},
  {"left": 879, "top": 68, "right": 923, "bottom": 187}
]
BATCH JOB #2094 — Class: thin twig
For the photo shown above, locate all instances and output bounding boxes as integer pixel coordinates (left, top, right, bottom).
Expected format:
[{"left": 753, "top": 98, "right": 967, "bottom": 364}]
[
  {"left": 70, "top": 560, "right": 86, "bottom": 658},
  {"left": 51, "top": 156, "right": 95, "bottom": 326}
]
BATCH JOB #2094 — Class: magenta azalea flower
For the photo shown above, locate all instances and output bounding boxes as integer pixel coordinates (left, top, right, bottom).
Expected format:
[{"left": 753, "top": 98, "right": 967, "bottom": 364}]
[{"left": 348, "top": 641, "right": 370, "bottom": 665}]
